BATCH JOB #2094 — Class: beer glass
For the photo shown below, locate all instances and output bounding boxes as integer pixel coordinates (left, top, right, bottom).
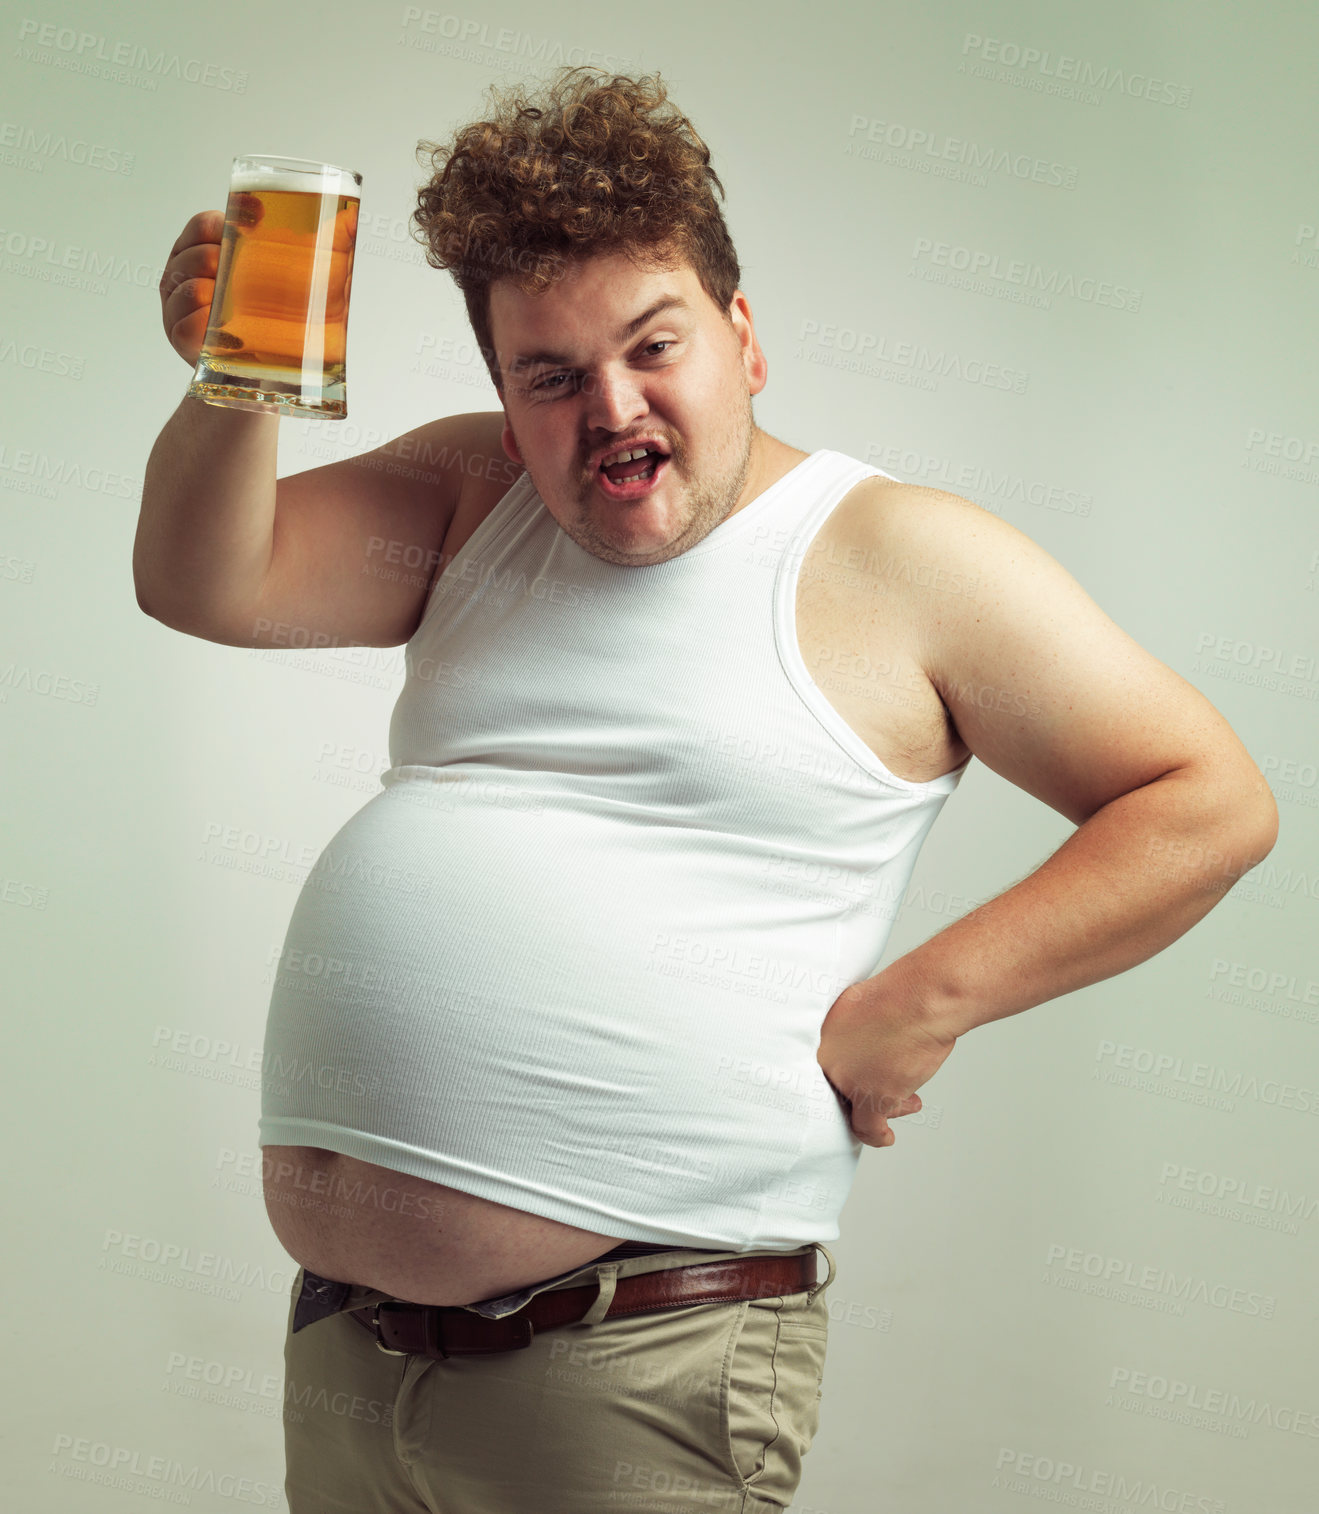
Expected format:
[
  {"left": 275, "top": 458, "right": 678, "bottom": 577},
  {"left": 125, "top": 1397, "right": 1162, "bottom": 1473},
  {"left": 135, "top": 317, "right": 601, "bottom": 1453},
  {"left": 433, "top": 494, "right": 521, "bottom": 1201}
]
[{"left": 187, "top": 154, "right": 362, "bottom": 419}]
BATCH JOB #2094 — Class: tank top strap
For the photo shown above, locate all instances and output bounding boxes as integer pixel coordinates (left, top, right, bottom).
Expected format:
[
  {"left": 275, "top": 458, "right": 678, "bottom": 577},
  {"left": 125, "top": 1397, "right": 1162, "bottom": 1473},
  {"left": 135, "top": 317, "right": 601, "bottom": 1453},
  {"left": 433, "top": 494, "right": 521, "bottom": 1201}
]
[{"left": 761, "top": 448, "right": 895, "bottom": 546}]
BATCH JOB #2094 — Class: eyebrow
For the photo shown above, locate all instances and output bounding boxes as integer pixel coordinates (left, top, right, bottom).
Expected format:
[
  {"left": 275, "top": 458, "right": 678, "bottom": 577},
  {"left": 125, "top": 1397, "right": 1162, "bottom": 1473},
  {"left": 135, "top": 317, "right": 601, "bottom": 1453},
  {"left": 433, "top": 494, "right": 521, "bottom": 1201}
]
[{"left": 509, "top": 295, "right": 691, "bottom": 372}]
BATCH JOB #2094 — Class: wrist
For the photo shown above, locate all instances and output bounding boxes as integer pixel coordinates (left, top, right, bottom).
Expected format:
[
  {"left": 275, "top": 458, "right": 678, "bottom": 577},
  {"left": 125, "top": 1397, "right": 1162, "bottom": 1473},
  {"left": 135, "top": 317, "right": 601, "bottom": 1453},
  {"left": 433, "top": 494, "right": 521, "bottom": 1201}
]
[{"left": 856, "top": 954, "right": 968, "bottom": 1042}]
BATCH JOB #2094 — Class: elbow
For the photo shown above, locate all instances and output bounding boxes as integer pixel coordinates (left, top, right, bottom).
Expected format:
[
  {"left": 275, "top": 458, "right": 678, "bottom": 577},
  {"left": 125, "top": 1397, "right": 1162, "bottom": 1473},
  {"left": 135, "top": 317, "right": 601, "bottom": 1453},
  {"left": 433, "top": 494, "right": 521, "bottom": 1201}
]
[
  {"left": 135, "top": 580, "right": 168, "bottom": 625},
  {"left": 132, "top": 545, "right": 155, "bottom": 618},
  {"left": 1243, "top": 788, "right": 1280, "bottom": 865},
  {"left": 1171, "top": 756, "right": 1280, "bottom": 876},
  {"left": 1226, "top": 766, "right": 1280, "bottom": 870}
]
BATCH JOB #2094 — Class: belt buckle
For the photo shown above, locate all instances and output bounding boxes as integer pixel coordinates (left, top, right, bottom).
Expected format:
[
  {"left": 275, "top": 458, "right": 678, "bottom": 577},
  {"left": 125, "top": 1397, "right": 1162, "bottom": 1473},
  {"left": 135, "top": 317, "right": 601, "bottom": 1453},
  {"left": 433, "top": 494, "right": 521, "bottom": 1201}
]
[{"left": 369, "top": 1301, "right": 427, "bottom": 1358}]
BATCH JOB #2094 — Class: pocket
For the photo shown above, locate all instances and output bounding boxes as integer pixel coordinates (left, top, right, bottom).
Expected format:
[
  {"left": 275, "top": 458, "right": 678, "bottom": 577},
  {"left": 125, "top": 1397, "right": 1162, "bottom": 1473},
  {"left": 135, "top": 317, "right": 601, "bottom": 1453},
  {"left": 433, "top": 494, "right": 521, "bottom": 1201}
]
[
  {"left": 719, "top": 1299, "right": 829, "bottom": 1497},
  {"left": 285, "top": 1266, "right": 305, "bottom": 1340}
]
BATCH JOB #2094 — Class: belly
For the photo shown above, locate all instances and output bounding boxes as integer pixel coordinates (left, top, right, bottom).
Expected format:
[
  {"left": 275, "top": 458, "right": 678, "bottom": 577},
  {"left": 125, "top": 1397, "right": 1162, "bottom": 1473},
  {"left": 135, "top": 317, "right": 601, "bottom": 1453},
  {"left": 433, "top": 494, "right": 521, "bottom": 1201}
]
[
  {"left": 262, "top": 1144, "right": 625, "bottom": 1305},
  {"left": 258, "top": 770, "right": 865, "bottom": 1276}
]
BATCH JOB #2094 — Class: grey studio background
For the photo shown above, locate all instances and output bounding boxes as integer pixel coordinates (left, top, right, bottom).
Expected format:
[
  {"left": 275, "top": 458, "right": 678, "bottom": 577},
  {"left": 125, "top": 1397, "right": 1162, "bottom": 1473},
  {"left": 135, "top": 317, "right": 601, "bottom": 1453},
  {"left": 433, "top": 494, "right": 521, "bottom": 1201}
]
[{"left": 2, "top": 1, "right": 1317, "bottom": 1511}]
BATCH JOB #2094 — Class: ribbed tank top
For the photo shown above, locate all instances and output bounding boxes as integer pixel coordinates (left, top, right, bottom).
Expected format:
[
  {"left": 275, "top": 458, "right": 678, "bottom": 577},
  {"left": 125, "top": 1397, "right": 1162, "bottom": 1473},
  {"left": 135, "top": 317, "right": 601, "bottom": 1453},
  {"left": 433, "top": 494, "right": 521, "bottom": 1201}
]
[{"left": 258, "top": 449, "right": 970, "bottom": 1250}]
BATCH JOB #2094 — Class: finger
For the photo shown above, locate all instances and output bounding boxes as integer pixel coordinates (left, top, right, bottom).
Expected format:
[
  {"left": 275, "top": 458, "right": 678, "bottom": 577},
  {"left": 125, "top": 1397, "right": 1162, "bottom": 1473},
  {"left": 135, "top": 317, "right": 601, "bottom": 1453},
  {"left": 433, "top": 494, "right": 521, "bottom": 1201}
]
[
  {"left": 159, "top": 241, "right": 220, "bottom": 303},
  {"left": 166, "top": 306, "right": 213, "bottom": 363},
  {"left": 853, "top": 1115, "right": 895, "bottom": 1149},
  {"left": 161, "top": 277, "right": 217, "bottom": 355},
  {"left": 160, "top": 247, "right": 223, "bottom": 354},
  {"left": 168, "top": 209, "right": 226, "bottom": 261},
  {"left": 231, "top": 191, "right": 264, "bottom": 230},
  {"left": 850, "top": 1086, "right": 921, "bottom": 1122}
]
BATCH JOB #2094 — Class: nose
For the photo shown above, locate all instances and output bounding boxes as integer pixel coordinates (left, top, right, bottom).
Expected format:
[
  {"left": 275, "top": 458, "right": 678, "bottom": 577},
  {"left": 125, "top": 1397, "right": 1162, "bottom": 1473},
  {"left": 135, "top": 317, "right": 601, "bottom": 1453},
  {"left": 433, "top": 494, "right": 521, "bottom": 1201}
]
[{"left": 583, "top": 364, "right": 648, "bottom": 436}]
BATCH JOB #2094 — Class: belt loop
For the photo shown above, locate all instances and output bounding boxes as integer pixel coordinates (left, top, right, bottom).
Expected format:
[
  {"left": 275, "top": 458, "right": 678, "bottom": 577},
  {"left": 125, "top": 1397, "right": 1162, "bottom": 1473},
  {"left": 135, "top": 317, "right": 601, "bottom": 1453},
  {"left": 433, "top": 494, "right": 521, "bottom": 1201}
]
[
  {"left": 807, "top": 1243, "right": 836, "bottom": 1304},
  {"left": 578, "top": 1261, "right": 620, "bottom": 1326}
]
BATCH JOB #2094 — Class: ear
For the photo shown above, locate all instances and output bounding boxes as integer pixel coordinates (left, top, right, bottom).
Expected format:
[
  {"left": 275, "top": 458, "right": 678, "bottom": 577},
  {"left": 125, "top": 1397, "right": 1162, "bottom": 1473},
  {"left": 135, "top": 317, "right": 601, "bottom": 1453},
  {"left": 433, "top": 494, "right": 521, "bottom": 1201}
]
[
  {"left": 728, "top": 290, "right": 768, "bottom": 396},
  {"left": 501, "top": 416, "right": 523, "bottom": 467}
]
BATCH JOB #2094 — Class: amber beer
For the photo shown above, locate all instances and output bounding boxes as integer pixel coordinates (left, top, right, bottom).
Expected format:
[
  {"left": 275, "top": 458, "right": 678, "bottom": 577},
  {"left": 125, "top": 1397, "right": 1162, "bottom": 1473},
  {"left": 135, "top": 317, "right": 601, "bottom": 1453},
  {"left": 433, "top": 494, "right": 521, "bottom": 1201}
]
[{"left": 188, "top": 155, "right": 362, "bottom": 419}]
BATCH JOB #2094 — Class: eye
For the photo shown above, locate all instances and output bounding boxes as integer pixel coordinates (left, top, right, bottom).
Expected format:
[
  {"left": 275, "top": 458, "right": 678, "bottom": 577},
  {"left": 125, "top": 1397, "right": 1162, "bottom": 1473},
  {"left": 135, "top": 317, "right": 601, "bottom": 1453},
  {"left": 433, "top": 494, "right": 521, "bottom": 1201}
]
[
  {"left": 532, "top": 372, "right": 572, "bottom": 392},
  {"left": 644, "top": 341, "right": 673, "bottom": 356}
]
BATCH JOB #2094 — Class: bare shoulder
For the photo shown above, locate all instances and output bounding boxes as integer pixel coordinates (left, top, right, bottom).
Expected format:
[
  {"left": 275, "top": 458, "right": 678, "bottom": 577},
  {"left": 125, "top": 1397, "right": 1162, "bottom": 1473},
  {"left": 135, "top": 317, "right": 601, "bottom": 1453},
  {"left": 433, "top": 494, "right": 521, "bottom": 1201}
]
[
  {"left": 821, "top": 473, "right": 990, "bottom": 597},
  {"left": 400, "top": 408, "right": 511, "bottom": 501},
  {"left": 433, "top": 410, "right": 524, "bottom": 561},
  {"left": 836, "top": 478, "right": 1272, "bottom": 828},
  {"left": 363, "top": 406, "right": 518, "bottom": 574},
  {"left": 829, "top": 475, "right": 1103, "bottom": 675},
  {"left": 842, "top": 476, "right": 1113, "bottom": 677},
  {"left": 801, "top": 474, "right": 990, "bottom": 647}
]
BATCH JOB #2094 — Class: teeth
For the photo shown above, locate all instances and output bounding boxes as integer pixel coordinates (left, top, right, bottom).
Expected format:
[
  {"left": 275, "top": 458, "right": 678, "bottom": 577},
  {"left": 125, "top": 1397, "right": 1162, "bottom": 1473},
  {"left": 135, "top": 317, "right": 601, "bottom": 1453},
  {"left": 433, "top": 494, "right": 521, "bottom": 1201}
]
[{"left": 601, "top": 444, "right": 655, "bottom": 467}]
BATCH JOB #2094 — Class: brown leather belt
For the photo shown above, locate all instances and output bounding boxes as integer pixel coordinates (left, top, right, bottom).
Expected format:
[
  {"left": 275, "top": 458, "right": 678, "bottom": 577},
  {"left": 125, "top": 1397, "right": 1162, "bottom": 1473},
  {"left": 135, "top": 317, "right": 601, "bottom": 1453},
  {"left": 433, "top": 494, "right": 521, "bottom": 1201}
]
[{"left": 348, "top": 1250, "right": 817, "bottom": 1359}]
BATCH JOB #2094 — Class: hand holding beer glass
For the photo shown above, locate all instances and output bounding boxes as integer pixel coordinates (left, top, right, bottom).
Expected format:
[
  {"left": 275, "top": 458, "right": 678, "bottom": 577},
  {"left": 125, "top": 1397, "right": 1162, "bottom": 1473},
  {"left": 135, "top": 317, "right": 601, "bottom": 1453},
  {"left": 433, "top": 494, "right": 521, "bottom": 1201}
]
[{"left": 166, "top": 155, "right": 361, "bottom": 419}]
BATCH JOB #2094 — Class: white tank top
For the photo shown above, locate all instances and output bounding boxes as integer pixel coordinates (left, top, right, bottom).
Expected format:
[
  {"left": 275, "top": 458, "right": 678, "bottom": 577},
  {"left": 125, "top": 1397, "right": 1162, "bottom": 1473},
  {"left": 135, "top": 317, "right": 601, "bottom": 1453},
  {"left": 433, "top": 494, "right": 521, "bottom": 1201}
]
[{"left": 259, "top": 449, "right": 970, "bottom": 1250}]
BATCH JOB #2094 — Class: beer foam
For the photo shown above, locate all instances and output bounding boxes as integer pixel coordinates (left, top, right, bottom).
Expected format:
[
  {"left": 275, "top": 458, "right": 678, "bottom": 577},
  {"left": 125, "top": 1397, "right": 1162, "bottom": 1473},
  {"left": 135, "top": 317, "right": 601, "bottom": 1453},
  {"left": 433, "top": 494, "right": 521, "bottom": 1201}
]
[{"left": 230, "top": 160, "right": 359, "bottom": 198}]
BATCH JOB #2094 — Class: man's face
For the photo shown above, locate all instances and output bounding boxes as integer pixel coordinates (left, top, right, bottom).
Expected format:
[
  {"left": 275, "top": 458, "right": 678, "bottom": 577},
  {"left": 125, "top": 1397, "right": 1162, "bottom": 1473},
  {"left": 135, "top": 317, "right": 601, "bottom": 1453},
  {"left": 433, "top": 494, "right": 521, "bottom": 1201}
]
[{"left": 488, "top": 249, "right": 769, "bottom": 566}]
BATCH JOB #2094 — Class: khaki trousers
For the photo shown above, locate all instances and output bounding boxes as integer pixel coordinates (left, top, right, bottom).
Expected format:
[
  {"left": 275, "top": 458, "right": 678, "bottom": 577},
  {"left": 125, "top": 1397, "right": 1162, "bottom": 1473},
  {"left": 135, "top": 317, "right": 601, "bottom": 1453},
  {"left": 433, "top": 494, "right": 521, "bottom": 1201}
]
[{"left": 282, "top": 1241, "right": 837, "bottom": 1512}]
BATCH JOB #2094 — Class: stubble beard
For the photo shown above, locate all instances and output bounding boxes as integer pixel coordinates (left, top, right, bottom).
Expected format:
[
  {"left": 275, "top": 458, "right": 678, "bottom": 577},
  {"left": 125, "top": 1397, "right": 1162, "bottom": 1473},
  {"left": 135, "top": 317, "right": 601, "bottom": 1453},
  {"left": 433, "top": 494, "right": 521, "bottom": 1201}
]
[{"left": 546, "top": 389, "right": 757, "bottom": 568}]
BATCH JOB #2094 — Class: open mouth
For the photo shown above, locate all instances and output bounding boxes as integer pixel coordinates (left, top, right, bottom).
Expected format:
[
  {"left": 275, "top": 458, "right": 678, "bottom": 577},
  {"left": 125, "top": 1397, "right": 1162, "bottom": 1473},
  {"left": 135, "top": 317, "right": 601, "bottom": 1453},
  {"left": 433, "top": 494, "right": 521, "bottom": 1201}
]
[{"left": 596, "top": 445, "right": 670, "bottom": 497}]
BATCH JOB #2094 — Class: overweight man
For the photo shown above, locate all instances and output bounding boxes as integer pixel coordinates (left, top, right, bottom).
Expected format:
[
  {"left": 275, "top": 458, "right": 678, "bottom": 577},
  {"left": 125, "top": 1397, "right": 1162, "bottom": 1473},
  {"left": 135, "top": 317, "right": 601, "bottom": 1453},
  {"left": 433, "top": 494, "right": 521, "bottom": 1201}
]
[{"left": 137, "top": 64, "right": 1278, "bottom": 1514}]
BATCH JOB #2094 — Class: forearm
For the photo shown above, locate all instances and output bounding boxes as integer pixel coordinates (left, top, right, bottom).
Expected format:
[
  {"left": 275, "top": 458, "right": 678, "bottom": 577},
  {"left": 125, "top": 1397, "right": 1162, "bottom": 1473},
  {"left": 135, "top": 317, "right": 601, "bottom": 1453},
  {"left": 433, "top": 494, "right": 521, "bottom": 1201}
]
[
  {"left": 134, "top": 393, "right": 279, "bottom": 626},
  {"left": 872, "top": 765, "right": 1278, "bottom": 1040}
]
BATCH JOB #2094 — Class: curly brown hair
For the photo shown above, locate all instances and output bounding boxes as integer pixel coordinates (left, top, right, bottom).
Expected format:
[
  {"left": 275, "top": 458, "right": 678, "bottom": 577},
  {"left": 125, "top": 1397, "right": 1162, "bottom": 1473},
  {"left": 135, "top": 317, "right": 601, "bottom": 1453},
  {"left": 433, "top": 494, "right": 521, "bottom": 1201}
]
[{"left": 411, "top": 66, "right": 742, "bottom": 391}]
